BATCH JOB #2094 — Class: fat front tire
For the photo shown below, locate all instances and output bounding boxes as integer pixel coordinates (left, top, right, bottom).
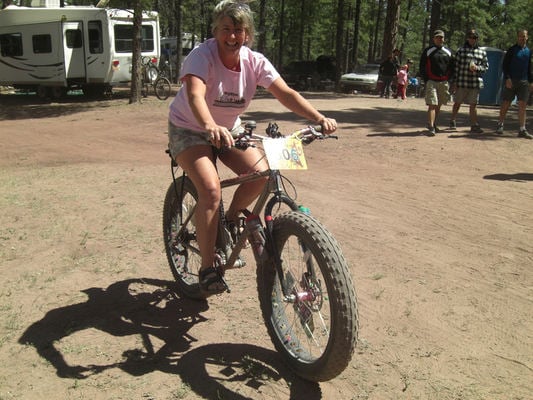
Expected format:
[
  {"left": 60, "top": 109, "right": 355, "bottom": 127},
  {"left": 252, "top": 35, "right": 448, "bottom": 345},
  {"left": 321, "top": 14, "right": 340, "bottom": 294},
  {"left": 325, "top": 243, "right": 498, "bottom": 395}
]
[
  {"left": 257, "top": 211, "right": 358, "bottom": 381},
  {"left": 155, "top": 77, "right": 171, "bottom": 100},
  {"left": 162, "top": 176, "right": 206, "bottom": 300}
]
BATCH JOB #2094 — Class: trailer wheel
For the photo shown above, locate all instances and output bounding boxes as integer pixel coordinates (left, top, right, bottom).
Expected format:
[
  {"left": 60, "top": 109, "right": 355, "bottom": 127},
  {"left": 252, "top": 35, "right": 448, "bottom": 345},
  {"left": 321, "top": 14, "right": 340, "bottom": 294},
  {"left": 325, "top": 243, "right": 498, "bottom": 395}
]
[
  {"left": 82, "top": 84, "right": 106, "bottom": 98},
  {"left": 36, "top": 86, "right": 49, "bottom": 99},
  {"left": 51, "top": 87, "right": 67, "bottom": 99}
]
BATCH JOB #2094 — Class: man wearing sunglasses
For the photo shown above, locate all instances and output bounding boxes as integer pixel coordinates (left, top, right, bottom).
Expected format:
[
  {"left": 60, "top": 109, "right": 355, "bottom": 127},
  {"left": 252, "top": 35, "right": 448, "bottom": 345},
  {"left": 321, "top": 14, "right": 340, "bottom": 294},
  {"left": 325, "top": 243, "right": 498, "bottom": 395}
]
[{"left": 449, "top": 29, "right": 488, "bottom": 134}]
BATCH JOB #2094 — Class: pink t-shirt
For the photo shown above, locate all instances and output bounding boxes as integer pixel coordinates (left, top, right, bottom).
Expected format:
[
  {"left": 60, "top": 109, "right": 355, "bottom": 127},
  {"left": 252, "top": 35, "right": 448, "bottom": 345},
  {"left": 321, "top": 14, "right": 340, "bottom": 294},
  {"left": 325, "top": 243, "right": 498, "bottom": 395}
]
[
  {"left": 397, "top": 69, "right": 408, "bottom": 85},
  {"left": 169, "top": 38, "right": 280, "bottom": 131}
]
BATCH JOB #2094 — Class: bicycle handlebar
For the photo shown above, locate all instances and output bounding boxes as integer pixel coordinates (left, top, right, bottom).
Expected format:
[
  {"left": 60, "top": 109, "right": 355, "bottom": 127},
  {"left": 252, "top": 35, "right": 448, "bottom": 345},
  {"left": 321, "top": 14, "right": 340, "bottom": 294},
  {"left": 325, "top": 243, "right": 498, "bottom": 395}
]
[{"left": 232, "top": 122, "right": 336, "bottom": 149}]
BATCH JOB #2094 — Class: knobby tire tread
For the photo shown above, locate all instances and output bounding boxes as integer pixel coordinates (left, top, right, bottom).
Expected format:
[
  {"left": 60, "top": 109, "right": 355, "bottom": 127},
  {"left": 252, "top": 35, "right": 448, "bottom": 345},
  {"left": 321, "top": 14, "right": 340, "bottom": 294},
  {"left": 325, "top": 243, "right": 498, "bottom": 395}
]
[
  {"left": 257, "top": 211, "right": 358, "bottom": 381},
  {"left": 162, "top": 176, "right": 206, "bottom": 300}
]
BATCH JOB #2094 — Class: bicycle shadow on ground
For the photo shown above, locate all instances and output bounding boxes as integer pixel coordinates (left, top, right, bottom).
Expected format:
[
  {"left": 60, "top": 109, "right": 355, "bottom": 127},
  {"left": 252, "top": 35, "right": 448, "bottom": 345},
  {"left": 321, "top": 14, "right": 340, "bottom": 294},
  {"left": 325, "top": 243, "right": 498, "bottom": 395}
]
[
  {"left": 18, "top": 278, "right": 207, "bottom": 379},
  {"left": 178, "top": 343, "right": 323, "bottom": 399},
  {"left": 18, "top": 277, "right": 323, "bottom": 398}
]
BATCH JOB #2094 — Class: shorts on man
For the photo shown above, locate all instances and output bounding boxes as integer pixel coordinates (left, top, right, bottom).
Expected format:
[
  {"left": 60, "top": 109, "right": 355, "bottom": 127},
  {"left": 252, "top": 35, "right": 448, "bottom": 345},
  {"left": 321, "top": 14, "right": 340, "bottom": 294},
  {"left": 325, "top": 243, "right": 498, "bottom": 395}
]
[
  {"left": 454, "top": 87, "right": 480, "bottom": 105},
  {"left": 425, "top": 80, "right": 450, "bottom": 106},
  {"left": 501, "top": 80, "right": 530, "bottom": 102}
]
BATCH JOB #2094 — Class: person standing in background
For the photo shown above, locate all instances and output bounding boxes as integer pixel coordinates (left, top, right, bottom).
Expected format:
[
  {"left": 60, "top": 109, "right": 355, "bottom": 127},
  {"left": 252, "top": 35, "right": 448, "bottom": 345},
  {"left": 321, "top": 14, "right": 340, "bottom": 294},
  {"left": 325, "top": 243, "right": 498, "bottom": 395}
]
[
  {"left": 496, "top": 29, "right": 533, "bottom": 139},
  {"left": 396, "top": 65, "right": 408, "bottom": 100},
  {"left": 419, "top": 30, "right": 454, "bottom": 136},
  {"left": 449, "top": 29, "right": 488, "bottom": 133},
  {"left": 379, "top": 55, "right": 398, "bottom": 98}
]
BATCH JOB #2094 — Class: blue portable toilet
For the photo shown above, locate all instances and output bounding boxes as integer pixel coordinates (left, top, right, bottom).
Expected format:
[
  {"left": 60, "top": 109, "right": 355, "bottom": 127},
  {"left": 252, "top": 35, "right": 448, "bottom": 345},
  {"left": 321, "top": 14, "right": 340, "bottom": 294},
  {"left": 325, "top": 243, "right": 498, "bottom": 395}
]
[{"left": 479, "top": 47, "right": 505, "bottom": 105}]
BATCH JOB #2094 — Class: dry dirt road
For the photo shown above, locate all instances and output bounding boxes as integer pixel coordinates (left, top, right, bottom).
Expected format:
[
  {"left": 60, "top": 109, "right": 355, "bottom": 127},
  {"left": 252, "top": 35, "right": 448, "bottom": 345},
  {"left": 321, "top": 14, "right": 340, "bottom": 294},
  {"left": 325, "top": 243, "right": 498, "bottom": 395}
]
[{"left": 0, "top": 88, "right": 531, "bottom": 400}]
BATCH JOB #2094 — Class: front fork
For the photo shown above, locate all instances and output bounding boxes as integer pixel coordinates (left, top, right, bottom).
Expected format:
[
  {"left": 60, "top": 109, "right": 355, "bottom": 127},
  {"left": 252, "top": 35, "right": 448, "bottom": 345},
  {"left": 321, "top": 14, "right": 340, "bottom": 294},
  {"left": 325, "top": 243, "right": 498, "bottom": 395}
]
[{"left": 263, "top": 192, "right": 299, "bottom": 299}]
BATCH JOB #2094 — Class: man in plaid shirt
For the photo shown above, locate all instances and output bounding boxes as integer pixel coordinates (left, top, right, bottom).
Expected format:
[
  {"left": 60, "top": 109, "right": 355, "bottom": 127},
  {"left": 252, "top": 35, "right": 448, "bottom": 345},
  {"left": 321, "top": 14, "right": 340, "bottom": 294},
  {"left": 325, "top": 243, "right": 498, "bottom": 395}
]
[{"left": 449, "top": 29, "right": 489, "bottom": 133}]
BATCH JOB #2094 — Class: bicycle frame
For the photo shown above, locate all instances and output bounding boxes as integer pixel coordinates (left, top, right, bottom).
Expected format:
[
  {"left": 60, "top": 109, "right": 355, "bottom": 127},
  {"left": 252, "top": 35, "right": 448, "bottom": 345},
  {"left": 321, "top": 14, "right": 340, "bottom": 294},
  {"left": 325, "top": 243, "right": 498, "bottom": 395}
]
[
  {"left": 170, "top": 153, "right": 300, "bottom": 297},
  {"left": 173, "top": 167, "right": 295, "bottom": 281}
]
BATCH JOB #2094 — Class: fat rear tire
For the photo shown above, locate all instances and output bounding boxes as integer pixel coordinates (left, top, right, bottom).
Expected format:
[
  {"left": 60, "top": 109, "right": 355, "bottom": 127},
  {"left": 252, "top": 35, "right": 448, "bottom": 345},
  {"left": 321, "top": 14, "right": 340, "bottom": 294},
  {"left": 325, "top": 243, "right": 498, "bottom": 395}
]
[{"left": 162, "top": 176, "right": 206, "bottom": 300}]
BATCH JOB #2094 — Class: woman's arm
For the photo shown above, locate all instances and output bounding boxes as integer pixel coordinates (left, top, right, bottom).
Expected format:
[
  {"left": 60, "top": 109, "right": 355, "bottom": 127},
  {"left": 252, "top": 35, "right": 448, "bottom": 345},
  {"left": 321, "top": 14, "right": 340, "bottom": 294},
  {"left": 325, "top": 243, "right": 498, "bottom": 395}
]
[
  {"left": 183, "top": 74, "right": 234, "bottom": 147},
  {"left": 267, "top": 77, "right": 337, "bottom": 134}
]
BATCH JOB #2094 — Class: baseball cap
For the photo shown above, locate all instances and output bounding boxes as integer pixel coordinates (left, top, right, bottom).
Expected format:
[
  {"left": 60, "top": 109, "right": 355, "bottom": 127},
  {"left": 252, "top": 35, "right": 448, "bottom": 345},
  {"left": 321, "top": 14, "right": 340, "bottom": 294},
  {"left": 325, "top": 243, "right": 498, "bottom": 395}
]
[{"left": 434, "top": 30, "right": 445, "bottom": 37}]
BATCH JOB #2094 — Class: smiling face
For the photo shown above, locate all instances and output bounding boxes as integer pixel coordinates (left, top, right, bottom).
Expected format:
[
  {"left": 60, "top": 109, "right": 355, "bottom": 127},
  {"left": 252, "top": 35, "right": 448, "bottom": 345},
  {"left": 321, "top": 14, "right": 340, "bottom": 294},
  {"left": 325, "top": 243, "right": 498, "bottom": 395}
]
[
  {"left": 211, "top": 1, "right": 255, "bottom": 45},
  {"left": 466, "top": 35, "right": 478, "bottom": 46},
  {"left": 214, "top": 16, "right": 248, "bottom": 57}
]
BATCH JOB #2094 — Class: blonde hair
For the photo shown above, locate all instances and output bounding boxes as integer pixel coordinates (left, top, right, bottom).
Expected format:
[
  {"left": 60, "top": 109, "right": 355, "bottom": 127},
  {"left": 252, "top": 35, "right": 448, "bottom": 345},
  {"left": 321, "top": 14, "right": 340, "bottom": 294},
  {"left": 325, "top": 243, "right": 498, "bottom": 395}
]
[{"left": 212, "top": 1, "right": 255, "bottom": 46}]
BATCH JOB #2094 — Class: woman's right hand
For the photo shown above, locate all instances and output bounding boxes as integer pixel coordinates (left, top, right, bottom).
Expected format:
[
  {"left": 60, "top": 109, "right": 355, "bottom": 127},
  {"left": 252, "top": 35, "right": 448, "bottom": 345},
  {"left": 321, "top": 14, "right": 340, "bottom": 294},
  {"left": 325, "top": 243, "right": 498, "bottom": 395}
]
[{"left": 205, "top": 124, "right": 235, "bottom": 149}]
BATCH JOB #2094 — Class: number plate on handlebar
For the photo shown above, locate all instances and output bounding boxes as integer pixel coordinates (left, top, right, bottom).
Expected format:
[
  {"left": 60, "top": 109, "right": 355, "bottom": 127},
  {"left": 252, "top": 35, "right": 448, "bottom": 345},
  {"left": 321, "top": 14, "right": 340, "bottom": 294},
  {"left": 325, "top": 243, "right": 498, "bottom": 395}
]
[{"left": 263, "top": 137, "right": 307, "bottom": 170}]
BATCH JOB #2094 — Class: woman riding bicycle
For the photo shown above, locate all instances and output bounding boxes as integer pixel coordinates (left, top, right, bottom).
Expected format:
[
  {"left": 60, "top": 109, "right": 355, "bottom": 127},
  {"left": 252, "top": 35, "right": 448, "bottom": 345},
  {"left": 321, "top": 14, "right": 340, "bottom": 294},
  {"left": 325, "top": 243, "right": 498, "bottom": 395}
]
[{"left": 167, "top": 0, "right": 337, "bottom": 296}]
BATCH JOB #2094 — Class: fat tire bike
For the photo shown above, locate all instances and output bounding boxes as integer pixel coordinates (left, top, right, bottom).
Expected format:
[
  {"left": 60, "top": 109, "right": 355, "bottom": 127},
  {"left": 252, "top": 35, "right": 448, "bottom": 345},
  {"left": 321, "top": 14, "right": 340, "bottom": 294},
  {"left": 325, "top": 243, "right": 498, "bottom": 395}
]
[{"left": 162, "top": 121, "right": 359, "bottom": 381}]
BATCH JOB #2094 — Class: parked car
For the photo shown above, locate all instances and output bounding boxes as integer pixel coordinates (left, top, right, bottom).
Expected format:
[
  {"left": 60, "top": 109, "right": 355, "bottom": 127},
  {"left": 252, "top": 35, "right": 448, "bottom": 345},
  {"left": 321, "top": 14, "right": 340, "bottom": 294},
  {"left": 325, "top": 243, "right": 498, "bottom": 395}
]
[
  {"left": 281, "top": 56, "right": 336, "bottom": 91},
  {"left": 339, "top": 63, "right": 380, "bottom": 93}
]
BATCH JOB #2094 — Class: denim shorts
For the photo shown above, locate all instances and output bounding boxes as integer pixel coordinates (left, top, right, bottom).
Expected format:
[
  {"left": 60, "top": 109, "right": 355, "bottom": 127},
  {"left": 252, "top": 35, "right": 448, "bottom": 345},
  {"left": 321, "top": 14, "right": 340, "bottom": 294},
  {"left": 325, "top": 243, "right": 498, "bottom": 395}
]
[
  {"left": 167, "top": 121, "right": 210, "bottom": 159},
  {"left": 502, "top": 80, "right": 530, "bottom": 102}
]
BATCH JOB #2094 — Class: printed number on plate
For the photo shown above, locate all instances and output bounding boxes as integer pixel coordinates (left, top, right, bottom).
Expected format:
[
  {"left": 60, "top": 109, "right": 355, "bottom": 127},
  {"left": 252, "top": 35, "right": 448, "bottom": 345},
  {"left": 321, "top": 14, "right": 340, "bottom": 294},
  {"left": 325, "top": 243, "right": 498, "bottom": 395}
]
[{"left": 263, "top": 137, "right": 307, "bottom": 170}]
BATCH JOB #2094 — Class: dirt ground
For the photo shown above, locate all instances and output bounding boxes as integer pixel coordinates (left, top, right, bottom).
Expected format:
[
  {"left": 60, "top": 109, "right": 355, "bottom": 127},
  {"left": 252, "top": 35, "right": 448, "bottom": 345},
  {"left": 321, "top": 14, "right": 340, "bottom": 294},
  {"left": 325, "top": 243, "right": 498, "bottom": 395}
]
[{"left": 0, "top": 87, "right": 531, "bottom": 400}]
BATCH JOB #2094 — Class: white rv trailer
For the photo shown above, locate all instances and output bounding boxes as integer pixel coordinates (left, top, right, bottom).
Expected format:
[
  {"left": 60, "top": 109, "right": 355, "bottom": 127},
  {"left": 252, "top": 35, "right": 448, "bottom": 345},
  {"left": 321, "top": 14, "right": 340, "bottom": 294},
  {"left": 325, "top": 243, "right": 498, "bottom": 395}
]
[{"left": 0, "top": 3, "right": 160, "bottom": 97}]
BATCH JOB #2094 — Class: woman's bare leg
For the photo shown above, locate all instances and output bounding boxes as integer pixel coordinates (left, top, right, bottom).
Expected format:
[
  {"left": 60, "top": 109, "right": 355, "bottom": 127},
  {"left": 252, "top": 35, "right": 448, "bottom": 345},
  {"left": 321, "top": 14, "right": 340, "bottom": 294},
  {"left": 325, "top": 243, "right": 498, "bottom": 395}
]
[
  {"left": 221, "top": 146, "right": 269, "bottom": 222},
  {"left": 175, "top": 145, "right": 221, "bottom": 270}
]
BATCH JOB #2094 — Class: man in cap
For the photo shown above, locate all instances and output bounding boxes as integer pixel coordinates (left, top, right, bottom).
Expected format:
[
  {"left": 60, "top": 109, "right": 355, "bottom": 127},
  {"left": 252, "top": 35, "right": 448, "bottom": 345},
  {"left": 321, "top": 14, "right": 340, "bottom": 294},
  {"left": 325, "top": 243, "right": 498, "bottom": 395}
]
[
  {"left": 449, "top": 29, "right": 489, "bottom": 133},
  {"left": 419, "top": 29, "right": 454, "bottom": 136}
]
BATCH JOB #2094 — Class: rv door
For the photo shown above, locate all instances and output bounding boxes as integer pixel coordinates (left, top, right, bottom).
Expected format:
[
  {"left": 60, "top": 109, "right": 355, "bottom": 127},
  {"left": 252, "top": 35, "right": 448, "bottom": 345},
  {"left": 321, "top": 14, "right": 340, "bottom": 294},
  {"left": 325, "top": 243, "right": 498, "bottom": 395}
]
[{"left": 62, "top": 22, "right": 86, "bottom": 83}]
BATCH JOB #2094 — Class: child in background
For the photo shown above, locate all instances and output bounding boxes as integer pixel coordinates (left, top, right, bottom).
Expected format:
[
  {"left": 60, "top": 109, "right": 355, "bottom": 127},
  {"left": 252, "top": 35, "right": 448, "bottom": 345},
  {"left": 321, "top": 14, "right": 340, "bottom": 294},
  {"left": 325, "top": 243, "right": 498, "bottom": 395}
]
[{"left": 397, "top": 65, "right": 409, "bottom": 100}]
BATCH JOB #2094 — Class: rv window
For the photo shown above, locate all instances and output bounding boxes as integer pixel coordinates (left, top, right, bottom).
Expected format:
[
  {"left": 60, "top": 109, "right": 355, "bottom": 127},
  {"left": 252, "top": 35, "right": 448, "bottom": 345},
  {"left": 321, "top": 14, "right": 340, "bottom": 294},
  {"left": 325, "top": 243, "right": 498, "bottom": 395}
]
[
  {"left": 114, "top": 24, "right": 154, "bottom": 53},
  {"left": 88, "top": 21, "right": 103, "bottom": 54},
  {"left": 32, "top": 34, "right": 52, "bottom": 54},
  {"left": 66, "top": 29, "right": 83, "bottom": 48},
  {"left": 0, "top": 33, "right": 23, "bottom": 57},
  {"left": 141, "top": 25, "right": 154, "bottom": 51}
]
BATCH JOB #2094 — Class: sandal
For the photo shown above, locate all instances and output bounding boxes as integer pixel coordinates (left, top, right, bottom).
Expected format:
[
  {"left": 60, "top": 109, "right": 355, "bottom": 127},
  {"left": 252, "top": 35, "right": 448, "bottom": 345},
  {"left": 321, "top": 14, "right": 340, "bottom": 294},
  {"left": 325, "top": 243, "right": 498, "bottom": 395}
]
[
  {"left": 228, "top": 220, "right": 250, "bottom": 249},
  {"left": 199, "top": 266, "right": 228, "bottom": 296}
]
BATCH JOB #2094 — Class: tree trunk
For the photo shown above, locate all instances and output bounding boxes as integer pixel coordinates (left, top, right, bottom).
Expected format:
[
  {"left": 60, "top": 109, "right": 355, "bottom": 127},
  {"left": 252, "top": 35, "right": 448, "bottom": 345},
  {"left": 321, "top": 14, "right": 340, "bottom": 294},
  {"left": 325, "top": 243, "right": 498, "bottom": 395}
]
[
  {"left": 175, "top": 0, "right": 183, "bottom": 83},
  {"left": 335, "top": 0, "right": 345, "bottom": 86},
  {"left": 381, "top": 0, "right": 401, "bottom": 61},
  {"left": 429, "top": 0, "right": 441, "bottom": 46},
  {"left": 370, "top": 0, "right": 384, "bottom": 62},
  {"left": 277, "top": 0, "right": 285, "bottom": 71},
  {"left": 352, "top": 0, "right": 362, "bottom": 67},
  {"left": 400, "top": 0, "right": 413, "bottom": 55},
  {"left": 129, "top": 0, "right": 143, "bottom": 104},
  {"left": 298, "top": 0, "right": 305, "bottom": 60},
  {"left": 257, "top": 0, "right": 267, "bottom": 54}
]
